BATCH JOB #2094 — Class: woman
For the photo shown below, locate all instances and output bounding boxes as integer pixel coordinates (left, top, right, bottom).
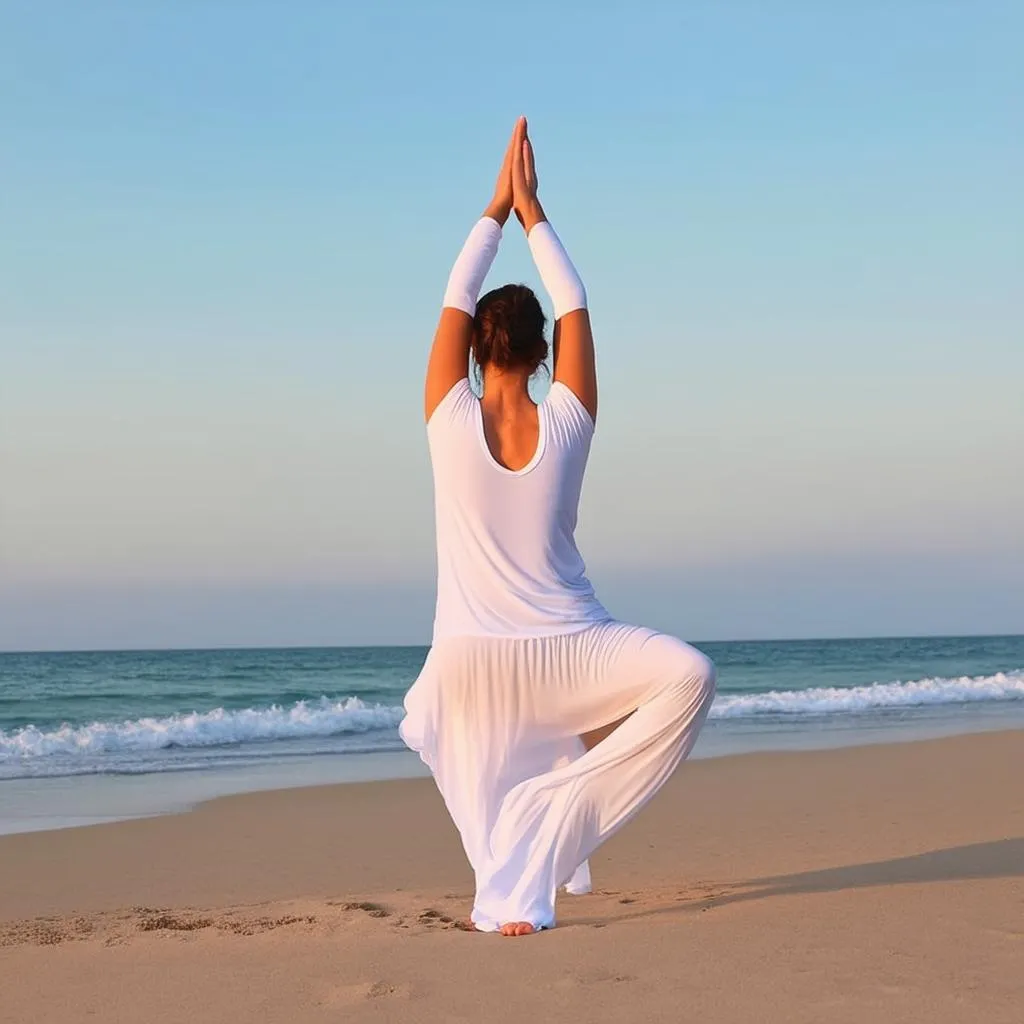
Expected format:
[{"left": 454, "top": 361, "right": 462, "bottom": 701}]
[{"left": 400, "top": 117, "right": 716, "bottom": 936}]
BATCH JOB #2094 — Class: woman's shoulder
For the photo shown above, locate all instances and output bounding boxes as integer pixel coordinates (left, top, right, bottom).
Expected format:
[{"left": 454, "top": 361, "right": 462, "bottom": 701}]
[
  {"left": 544, "top": 380, "right": 596, "bottom": 434},
  {"left": 427, "top": 377, "right": 477, "bottom": 431}
]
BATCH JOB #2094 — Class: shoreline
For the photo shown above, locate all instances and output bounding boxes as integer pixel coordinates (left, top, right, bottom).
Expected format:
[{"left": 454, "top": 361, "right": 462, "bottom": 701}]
[
  {"left": 2, "top": 709, "right": 1023, "bottom": 837},
  {"left": 1, "top": 729, "right": 1021, "bottom": 1022}
]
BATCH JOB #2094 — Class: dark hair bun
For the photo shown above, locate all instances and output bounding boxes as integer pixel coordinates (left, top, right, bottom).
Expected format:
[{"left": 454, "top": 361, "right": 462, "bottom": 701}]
[{"left": 472, "top": 284, "right": 548, "bottom": 375}]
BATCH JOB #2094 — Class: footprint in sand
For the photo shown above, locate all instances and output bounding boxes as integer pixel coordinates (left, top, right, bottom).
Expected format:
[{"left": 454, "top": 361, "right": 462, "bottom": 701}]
[
  {"left": 415, "top": 908, "right": 457, "bottom": 929},
  {"left": 327, "top": 899, "right": 391, "bottom": 919}
]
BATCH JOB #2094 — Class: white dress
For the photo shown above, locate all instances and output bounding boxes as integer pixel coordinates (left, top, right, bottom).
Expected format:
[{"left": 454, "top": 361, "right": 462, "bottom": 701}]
[{"left": 400, "top": 379, "right": 716, "bottom": 931}]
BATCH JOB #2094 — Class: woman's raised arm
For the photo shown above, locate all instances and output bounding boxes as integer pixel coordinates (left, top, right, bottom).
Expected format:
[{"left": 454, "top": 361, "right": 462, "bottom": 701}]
[
  {"left": 424, "top": 119, "right": 523, "bottom": 422},
  {"left": 513, "top": 126, "right": 597, "bottom": 423}
]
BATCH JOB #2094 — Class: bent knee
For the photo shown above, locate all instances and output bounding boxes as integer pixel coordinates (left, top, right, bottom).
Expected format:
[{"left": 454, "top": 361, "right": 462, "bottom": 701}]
[
  {"left": 683, "top": 649, "right": 717, "bottom": 705},
  {"left": 647, "top": 635, "right": 717, "bottom": 706}
]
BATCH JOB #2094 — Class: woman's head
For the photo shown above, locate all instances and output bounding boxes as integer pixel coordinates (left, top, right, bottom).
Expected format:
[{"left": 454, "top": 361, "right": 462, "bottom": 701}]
[{"left": 471, "top": 284, "right": 548, "bottom": 378}]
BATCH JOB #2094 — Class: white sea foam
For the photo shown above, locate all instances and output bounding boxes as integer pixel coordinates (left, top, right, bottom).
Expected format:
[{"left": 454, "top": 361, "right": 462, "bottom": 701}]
[
  {"left": 0, "top": 697, "right": 405, "bottom": 759},
  {"left": 1, "top": 672, "right": 1021, "bottom": 763},
  {"left": 709, "top": 670, "right": 1024, "bottom": 718}
]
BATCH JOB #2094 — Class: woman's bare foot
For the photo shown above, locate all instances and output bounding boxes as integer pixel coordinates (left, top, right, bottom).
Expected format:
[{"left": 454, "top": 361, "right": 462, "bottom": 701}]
[{"left": 499, "top": 922, "right": 536, "bottom": 937}]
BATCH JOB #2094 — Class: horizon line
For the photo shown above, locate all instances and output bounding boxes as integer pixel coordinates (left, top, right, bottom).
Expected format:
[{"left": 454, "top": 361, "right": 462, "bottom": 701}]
[{"left": 3, "top": 631, "right": 1022, "bottom": 657}]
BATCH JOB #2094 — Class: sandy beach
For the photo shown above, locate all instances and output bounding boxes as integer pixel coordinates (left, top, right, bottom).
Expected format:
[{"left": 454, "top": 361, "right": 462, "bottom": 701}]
[{"left": 1, "top": 730, "right": 1021, "bottom": 1023}]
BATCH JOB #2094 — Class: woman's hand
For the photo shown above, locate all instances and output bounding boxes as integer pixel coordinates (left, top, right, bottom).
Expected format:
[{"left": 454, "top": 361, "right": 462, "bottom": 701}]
[
  {"left": 483, "top": 118, "right": 524, "bottom": 226},
  {"left": 512, "top": 119, "right": 546, "bottom": 232}
]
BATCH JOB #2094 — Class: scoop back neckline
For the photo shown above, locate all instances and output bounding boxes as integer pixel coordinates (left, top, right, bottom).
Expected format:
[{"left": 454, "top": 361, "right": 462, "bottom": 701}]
[{"left": 474, "top": 395, "right": 548, "bottom": 476}]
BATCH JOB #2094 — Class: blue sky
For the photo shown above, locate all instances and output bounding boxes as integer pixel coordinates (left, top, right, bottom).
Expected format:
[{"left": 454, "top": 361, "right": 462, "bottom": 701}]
[{"left": 2, "top": 2, "right": 1021, "bottom": 650}]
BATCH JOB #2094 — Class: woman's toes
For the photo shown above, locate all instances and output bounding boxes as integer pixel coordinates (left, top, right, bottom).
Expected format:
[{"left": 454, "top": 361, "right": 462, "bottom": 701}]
[{"left": 499, "top": 922, "right": 536, "bottom": 936}]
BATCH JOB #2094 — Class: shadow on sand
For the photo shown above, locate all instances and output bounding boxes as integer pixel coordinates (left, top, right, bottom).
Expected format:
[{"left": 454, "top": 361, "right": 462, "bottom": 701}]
[{"left": 579, "top": 837, "right": 1024, "bottom": 926}]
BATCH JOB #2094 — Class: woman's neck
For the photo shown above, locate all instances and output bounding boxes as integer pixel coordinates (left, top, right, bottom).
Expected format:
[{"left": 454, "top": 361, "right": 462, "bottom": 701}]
[{"left": 480, "top": 370, "right": 533, "bottom": 407}]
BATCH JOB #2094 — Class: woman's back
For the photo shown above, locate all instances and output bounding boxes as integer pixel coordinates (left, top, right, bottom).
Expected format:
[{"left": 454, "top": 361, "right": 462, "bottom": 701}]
[{"left": 428, "top": 378, "right": 608, "bottom": 642}]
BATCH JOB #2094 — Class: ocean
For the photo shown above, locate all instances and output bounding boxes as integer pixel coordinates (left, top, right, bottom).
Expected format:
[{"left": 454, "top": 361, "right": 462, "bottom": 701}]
[{"left": 2, "top": 635, "right": 1023, "bottom": 834}]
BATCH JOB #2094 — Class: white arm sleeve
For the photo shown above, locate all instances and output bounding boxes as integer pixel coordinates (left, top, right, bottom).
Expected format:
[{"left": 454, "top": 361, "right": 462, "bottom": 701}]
[
  {"left": 442, "top": 216, "right": 502, "bottom": 315},
  {"left": 526, "top": 220, "right": 587, "bottom": 319}
]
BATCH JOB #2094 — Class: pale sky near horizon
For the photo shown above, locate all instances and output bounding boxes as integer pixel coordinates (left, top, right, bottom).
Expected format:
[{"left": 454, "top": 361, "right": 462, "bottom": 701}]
[{"left": 2, "top": 2, "right": 1022, "bottom": 651}]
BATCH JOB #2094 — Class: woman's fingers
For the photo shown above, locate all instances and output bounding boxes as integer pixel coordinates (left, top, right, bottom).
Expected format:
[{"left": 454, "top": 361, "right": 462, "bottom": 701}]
[
  {"left": 507, "top": 117, "right": 525, "bottom": 171},
  {"left": 515, "top": 133, "right": 537, "bottom": 197},
  {"left": 490, "top": 118, "right": 523, "bottom": 216},
  {"left": 523, "top": 135, "right": 537, "bottom": 192},
  {"left": 510, "top": 117, "right": 538, "bottom": 227},
  {"left": 505, "top": 117, "right": 524, "bottom": 168},
  {"left": 511, "top": 158, "right": 524, "bottom": 201}
]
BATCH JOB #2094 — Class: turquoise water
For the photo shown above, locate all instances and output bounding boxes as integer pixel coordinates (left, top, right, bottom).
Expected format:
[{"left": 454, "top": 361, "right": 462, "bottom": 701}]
[{"left": 2, "top": 635, "right": 1023, "bottom": 782}]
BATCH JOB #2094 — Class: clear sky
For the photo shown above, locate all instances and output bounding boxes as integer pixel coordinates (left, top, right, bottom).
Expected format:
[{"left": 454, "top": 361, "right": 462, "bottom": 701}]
[{"left": 1, "top": 2, "right": 1021, "bottom": 650}]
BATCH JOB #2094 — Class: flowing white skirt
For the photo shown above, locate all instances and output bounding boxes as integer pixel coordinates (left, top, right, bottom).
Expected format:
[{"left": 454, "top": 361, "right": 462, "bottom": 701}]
[{"left": 399, "top": 620, "right": 716, "bottom": 932}]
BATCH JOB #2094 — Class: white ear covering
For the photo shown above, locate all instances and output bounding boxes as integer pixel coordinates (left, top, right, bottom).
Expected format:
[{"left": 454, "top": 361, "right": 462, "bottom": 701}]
[
  {"left": 527, "top": 220, "right": 587, "bottom": 319},
  {"left": 442, "top": 217, "right": 503, "bottom": 315}
]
